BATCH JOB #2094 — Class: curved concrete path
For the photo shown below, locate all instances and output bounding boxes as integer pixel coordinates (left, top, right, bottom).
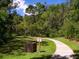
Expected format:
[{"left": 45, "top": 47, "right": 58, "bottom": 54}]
[{"left": 44, "top": 38, "right": 74, "bottom": 59}]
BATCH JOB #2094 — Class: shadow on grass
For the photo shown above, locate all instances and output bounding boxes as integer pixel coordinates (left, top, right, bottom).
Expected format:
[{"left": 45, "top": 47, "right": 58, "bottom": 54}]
[
  {"left": 31, "top": 53, "right": 79, "bottom": 59},
  {"left": 0, "top": 39, "right": 27, "bottom": 55},
  {"left": 51, "top": 55, "right": 69, "bottom": 59},
  {"left": 31, "top": 55, "right": 52, "bottom": 59},
  {"left": 31, "top": 55, "right": 69, "bottom": 59},
  {"left": 0, "top": 54, "right": 3, "bottom": 59},
  {"left": 73, "top": 50, "right": 79, "bottom": 59}
]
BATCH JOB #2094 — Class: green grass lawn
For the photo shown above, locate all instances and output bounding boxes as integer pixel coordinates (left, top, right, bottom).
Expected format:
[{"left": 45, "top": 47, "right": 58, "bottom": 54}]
[
  {"left": 55, "top": 37, "right": 79, "bottom": 52},
  {"left": 0, "top": 36, "right": 56, "bottom": 59},
  {"left": 55, "top": 37, "right": 79, "bottom": 59}
]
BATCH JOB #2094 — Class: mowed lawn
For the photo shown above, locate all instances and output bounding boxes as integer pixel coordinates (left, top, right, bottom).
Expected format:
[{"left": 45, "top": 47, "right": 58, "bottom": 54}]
[
  {"left": 55, "top": 37, "right": 79, "bottom": 59},
  {"left": 0, "top": 36, "right": 56, "bottom": 59},
  {"left": 55, "top": 37, "right": 79, "bottom": 52}
]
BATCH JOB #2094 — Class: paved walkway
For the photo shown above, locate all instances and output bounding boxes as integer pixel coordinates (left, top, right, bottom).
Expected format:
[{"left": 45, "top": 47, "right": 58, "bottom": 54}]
[{"left": 45, "top": 38, "right": 74, "bottom": 59}]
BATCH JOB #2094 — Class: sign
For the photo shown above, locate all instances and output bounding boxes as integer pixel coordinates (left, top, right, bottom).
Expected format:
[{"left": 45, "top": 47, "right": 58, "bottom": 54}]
[{"left": 37, "top": 37, "right": 42, "bottom": 42}]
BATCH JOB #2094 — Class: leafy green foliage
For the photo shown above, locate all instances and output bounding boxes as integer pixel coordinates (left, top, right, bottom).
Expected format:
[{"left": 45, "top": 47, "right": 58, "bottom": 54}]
[
  {"left": 59, "top": 0, "right": 79, "bottom": 40},
  {"left": 0, "top": 0, "right": 11, "bottom": 8},
  {"left": 0, "top": 0, "right": 79, "bottom": 46}
]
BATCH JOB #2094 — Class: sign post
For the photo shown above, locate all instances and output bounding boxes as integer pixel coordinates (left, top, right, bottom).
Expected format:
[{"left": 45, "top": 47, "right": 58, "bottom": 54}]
[{"left": 36, "top": 37, "right": 42, "bottom": 52}]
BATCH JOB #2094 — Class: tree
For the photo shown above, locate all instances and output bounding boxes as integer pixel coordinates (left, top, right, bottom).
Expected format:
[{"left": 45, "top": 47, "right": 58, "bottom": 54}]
[
  {"left": 0, "top": 0, "right": 24, "bottom": 44},
  {"left": 0, "top": 0, "right": 11, "bottom": 8},
  {"left": 59, "top": 0, "right": 79, "bottom": 40},
  {"left": 26, "top": 5, "right": 34, "bottom": 13},
  {"left": 36, "top": 3, "right": 46, "bottom": 14}
]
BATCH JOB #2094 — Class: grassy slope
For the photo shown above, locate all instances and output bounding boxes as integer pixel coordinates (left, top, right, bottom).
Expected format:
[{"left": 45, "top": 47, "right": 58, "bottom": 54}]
[
  {"left": 0, "top": 37, "right": 56, "bottom": 59},
  {"left": 55, "top": 37, "right": 79, "bottom": 53}
]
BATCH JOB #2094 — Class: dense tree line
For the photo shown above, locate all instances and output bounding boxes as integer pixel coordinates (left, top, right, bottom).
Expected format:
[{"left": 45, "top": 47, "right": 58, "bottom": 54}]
[
  {"left": 0, "top": 0, "right": 79, "bottom": 45},
  {"left": 60, "top": 0, "right": 79, "bottom": 40}
]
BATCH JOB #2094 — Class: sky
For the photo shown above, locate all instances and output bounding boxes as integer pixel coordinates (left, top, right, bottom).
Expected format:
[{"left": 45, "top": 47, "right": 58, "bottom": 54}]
[
  {"left": 11, "top": 0, "right": 67, "bottom": 16},
  {"left": 25, "top": 0, "right": 67, "bottom": 5}
]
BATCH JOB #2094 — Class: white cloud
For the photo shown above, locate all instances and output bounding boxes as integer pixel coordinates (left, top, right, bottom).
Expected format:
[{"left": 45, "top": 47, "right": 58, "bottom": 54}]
[
  {"left": 12, "top": 0, "right": 28, "bottom": 15},
  {"left": 33, "top": 4, "right": 36, "bottom": 7},
  {"left": 12, "top": 0, "right": 37, "bottom": 16},
  {"left": 25, "top": 13, "right": 33, "bottom": 16}
]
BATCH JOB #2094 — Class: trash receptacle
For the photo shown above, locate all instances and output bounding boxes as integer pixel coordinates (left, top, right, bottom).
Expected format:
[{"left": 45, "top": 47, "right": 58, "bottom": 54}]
[{"left": 25, "top": 41, "right": 37, "bottom": 52}]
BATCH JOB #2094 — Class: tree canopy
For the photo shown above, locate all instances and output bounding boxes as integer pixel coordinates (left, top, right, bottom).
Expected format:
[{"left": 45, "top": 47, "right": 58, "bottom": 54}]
[{"left": 0, "top": 0, "right": 79, "bottom": 45}]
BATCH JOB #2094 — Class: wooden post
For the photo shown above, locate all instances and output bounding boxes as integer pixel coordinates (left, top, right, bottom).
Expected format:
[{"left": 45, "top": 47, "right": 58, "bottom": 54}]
[{"left": 37, "top": 37, "right": 42, "bottom": 52}]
